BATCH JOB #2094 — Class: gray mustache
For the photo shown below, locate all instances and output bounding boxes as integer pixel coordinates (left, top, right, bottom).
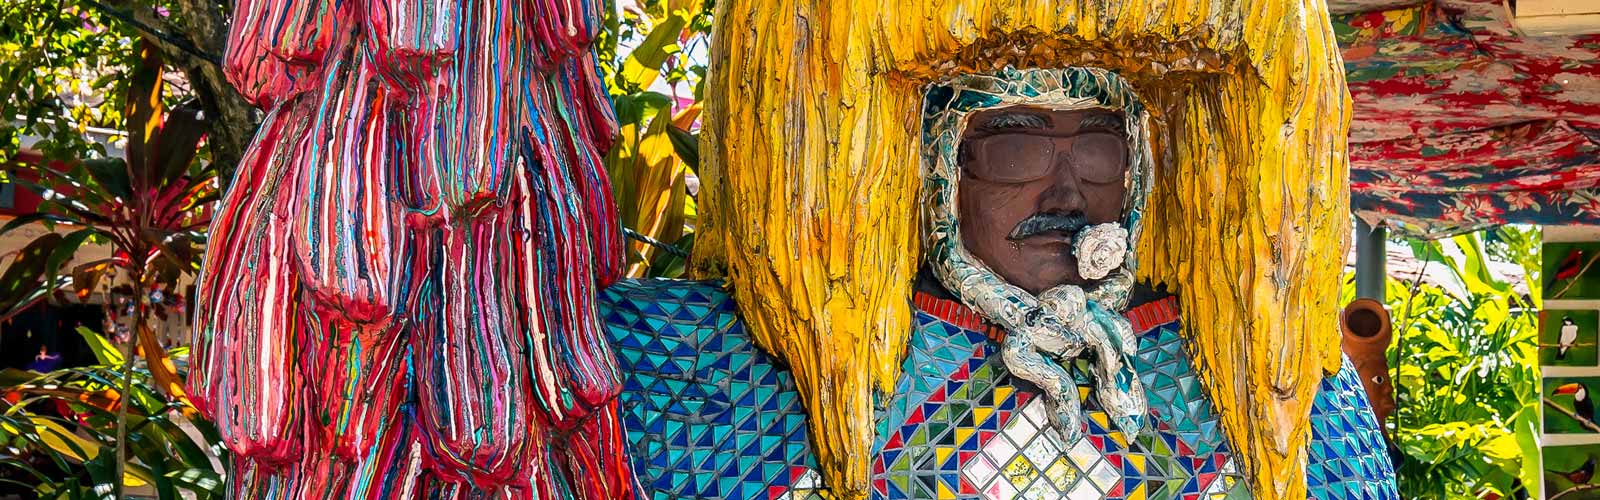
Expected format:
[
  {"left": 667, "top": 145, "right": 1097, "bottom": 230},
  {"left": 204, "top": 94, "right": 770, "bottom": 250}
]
[{"left": 1008, "top": 213, "right": 1089, "bottom": 240}]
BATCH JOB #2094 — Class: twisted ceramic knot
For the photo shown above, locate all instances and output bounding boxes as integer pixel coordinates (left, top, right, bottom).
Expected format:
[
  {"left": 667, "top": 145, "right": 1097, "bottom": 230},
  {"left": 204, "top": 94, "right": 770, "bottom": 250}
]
[
  {"left": 1001, "top": 286, "right": 1147, "bottom": 443},
  {"left": 1074, "top": 223, "right": 1128, "bottom": 280}
]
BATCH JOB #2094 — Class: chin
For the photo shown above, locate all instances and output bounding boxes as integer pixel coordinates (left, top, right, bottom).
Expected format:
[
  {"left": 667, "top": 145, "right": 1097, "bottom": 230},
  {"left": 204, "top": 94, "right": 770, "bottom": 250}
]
[
  {"left": 1009, "top": 271, "right": 1075, "bottom": 294},
  {"left": 1005, "top": 256, "right": 1078, "bottom": 291}
]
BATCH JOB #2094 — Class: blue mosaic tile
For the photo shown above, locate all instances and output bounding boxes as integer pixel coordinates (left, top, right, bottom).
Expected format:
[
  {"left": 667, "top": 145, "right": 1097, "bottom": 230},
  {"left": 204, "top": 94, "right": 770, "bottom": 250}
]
[
  {"left": 1306, "top": 358, "right": 1399, "bottom": 500},
  {"left": 603, "top": 279, "right": 1397, "bottom": 499}
]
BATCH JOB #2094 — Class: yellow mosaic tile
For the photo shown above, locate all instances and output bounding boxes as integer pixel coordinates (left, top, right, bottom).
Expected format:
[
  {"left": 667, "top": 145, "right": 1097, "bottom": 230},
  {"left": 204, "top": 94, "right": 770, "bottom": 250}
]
[
  {"left": 992, "top": 386, "right": 1013, "bottom": 402},
  {"left": 955, "top": 428, "right": 976, "bottom": 446},
  {"left": 1127, "top": 483, "right": 1147, "bottom": 500},
  {"left": 1004, "top": 455, "right": 1036, "bottom": 488},
  {"left": 973, "top": 407, "right": 994, "bottom": 425},
  {"left": 1043, "top": 458, "right": 1076, "bottom": 491},
  {"left": 1127, "top": 453, "right": 1146, "bottom": 475}
]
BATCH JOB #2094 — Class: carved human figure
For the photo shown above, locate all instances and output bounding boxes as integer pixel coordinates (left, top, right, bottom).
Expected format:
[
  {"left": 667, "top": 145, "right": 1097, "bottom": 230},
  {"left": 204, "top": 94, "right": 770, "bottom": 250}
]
[
  {"left": 630, "top": 1, "right": 1390, "bottom": 499},
  {"left": 605, "top": 66, "right": 1396, "bottom": 500},
  {"left": 954, "top": 108, "right": 1130, "bottom": 293}
]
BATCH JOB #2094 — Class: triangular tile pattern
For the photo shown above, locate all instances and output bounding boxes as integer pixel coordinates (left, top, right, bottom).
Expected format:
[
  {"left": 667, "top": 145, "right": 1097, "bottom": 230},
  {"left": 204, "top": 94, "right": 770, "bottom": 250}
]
[
  {"left": 1306, "top": 358, "right": 1401, "bottom": 500},
  {"left": 603, "top": 280, "right": 1397, "bottom": 500},
  {"left": 910, "top": 313, "right": 1248, "bottom": 500},
  {"left": 1133, "top": 324, "right": 1227, "bottom": 456},
  {"left": 602, "top": 279, "right": 819, "bottom": 500}
]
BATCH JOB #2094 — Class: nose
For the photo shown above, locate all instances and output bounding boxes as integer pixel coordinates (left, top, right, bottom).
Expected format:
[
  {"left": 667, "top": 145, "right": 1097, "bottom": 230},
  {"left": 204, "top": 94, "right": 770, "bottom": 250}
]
[{"left": 1037, "top": 158, "right": 1086, "bottom": 214}]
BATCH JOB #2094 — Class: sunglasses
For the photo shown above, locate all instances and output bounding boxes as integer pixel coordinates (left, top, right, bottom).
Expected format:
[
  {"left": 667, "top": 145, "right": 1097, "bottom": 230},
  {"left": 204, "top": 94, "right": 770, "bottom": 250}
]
[{"left": 960, "top": 131, "right": 1128, "bottom": 184}]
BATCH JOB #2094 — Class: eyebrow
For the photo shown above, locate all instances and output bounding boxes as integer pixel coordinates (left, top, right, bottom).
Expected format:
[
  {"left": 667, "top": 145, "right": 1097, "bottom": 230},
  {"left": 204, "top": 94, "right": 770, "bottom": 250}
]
[
  {"left": 981, "top": 112, "right": 1050, "bottom": 130},
  {"left": 1078, "top": 113, "right": 1124, "bottom": 134}
]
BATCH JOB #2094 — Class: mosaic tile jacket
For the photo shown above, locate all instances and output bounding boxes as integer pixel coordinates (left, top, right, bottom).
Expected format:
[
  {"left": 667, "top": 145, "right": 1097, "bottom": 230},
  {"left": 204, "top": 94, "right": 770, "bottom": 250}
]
[{"left": 601, "top": 279, "right": 1398, "bottom": 500}]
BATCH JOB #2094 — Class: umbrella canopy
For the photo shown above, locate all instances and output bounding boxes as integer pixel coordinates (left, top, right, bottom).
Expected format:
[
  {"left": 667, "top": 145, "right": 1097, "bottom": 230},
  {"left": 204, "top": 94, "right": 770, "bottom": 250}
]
[{"left": 1335, "top": 0, "right": 1600, "bottom": 236}]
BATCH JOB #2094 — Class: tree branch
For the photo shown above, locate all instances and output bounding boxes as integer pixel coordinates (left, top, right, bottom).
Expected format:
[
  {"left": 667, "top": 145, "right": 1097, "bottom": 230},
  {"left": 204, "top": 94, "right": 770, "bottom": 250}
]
[
  {"left": 1545, "top": 397, "right": 1600, "bottom": 433},
  {"left": 166, "top": 0, "right": 230, "bottom": 60},
  {"left": 79, "top": 0, "right": 221, "bottom": 66},
  {"left": 1552, "top": 251, "right": 1600, "bottom": 300},
  {"left": 1550, "top": 482, "right": 1600, "bottom": 500}
]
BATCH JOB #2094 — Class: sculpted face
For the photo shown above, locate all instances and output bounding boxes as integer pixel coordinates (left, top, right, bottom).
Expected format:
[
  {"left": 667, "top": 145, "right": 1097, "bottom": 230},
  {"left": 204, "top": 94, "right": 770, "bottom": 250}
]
[{"left": 957, "top": 107, "right": 1130, "bottom": 294}]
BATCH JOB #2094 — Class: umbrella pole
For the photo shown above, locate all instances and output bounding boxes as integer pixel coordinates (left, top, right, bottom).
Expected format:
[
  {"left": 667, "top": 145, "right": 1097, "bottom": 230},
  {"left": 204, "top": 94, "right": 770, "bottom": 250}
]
[{"left": 1356, "top": 218, "right": 1387, "bottom": 302}]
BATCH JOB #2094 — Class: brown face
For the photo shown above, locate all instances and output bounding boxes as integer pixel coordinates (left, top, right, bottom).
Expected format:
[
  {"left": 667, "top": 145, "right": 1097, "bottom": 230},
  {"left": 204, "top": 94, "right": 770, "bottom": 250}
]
[{"left": 957, "top": 107, "right": 1130, "bottom": 294}]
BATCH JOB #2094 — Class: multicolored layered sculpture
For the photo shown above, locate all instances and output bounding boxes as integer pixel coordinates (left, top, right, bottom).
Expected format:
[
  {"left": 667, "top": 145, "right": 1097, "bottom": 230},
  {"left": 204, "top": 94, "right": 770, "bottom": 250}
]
[
  {"left": 199, "top": 0, "right": 1397, "bottom": 499},
  {"left": 192, "top": 0, "right": 631, "bottom": 497}
]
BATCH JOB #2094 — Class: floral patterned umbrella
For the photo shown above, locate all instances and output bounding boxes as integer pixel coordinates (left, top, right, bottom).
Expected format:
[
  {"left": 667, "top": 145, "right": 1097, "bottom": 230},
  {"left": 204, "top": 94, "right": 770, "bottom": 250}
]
[{"left": 1332, "top": 0, "right": 1600, "bottom": 237}]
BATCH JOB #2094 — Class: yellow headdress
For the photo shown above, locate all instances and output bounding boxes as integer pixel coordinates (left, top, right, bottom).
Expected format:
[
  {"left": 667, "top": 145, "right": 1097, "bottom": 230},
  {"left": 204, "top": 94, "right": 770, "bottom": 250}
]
[{"left": 692, "top": 2, "right": 1352, "bottom": 499}]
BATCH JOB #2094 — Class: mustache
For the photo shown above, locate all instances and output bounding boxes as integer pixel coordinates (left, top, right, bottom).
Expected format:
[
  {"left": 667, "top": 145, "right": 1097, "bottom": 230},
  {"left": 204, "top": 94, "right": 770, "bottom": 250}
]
[{"left": 1008, "top": 212, "right": 1089, "bottom": 240}]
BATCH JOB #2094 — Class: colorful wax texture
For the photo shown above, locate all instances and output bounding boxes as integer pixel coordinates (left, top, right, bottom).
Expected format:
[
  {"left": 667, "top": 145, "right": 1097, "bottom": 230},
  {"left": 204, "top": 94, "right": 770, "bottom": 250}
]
[{"left": 192, "top": 0, "right": 631, "bottom": 497}]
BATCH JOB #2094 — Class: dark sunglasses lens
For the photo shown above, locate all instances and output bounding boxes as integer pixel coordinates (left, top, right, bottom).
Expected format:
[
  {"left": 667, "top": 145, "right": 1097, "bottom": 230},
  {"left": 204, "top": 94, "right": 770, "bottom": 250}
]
[
  {"left": 1071, "top": 133, "right": 1128, "bottom": 183},
  {"left": 971, "top": 135, "right": 1056, "bottom": 182}
]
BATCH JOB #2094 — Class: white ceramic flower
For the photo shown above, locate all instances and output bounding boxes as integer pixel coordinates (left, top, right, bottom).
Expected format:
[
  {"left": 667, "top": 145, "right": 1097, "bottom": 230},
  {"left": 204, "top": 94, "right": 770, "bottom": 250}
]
[{"left": 1073, "top": 223, "right": 1127, "bottom": 280}]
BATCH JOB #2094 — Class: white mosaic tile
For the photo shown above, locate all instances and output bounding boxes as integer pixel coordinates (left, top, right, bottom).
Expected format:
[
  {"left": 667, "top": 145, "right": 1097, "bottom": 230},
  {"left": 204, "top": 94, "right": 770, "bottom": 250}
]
[
  {"left": 792, "top": 468, "right": 822, "bottom": 489},
  {"left": 1088, "top": 459, "right": 1122, "bottom": 491},
  {"left": 1020, "top": 478, "right": 1057, "bottom": 500},
  {"left": 1068, "top": 438, "right": 1102, "bottom": 469},
  {"left": 984, "top": 432, "right": 1020, "bottom": 464},
  {"left": 1021, "top": 431, "right": 1064, "bottom": 468},
  {"left": 1010, "top": 408, "right": 1041, "bottom": 438},
  {"left": 984, "top": 477, "right": 1019, "bottom": 499},
  {"left": 1203, "top": 468, "right": 1229, "bottom": 496},
  {"left": 1067, "top": 473, "right": 1103, "bottom": 500},
  {"left": 961, "top": 453, "right": 1000, "bottom": 490},
  {"left": 1021, "top": 398, "right": 1049, "bottom": 427}
]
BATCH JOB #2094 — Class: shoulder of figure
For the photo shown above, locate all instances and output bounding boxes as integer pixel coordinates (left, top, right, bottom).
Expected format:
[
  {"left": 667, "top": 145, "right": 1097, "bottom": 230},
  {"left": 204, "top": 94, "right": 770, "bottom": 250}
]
[
  {"left": 601, "top": 278, "right": 734, "bottom": 309},
  {"left": 599, "top": 278, "right": 739, "bottom": 333},
  {"left": 1305, "top": 355, "right": 1401, "bottom": 497},
  {"left": 600, "top": 278, "right": 817, "bottom": 497},
  {"left": 598, "top": 277, "right": 767, "bottom": 372}
]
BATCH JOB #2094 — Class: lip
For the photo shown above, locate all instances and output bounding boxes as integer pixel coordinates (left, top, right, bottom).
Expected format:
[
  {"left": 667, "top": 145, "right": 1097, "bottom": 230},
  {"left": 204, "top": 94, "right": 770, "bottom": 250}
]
[{"left": 1012, "top": 232, "right": 1076, "bottom": 246}]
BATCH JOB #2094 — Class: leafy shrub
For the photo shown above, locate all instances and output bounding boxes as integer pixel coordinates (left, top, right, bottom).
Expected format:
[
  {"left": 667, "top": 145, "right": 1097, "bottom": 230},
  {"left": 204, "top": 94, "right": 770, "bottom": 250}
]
[
  {"left": 0, "top": 329, "right": 224, "bottom": 499},
  {"left": 1345, "top": 227, "right": 1541, "bottom": 499}
]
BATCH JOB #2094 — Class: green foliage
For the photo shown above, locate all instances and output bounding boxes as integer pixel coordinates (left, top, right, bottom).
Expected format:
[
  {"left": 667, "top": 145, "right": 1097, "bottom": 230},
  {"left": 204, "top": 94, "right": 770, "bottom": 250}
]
[
  {"left": 0, "top": 40, "right": 214, "bottom": 325},
  {"left": 1, "top": 7, "right": 222, "bottom": 495},
  {"left": 600, "top": 0, "right": 713, "bottom": 278},
  {"left": 0, "top": 1, "right": 136, "bottom": 166},
  {"left": 1, "top": 0, "right": 252, "bottom": 176},
  {"left": 0, "top": 355, "right": 226, "bottom": 499},
  {"left": 0, "top": 3, "right": 219, "bottom": 323},
  {"left": 76, "top": 326, "right": 124, "bottom": 367},
  {"left": 1357, "top": 226, "right": 1542, "bottom": 499},
  {"left": 601, "top": 0, "right": 714, "bottom": 97}
]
